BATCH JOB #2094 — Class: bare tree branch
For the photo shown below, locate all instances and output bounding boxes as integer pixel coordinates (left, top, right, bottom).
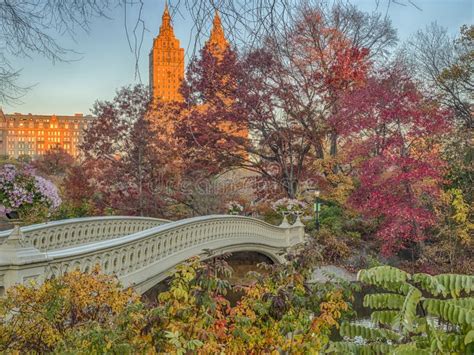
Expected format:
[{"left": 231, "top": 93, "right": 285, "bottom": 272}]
[
  {"left": 0, "top": 0, "right": 115, "bottom": 103},
  {"left": 0, "top": 0, "right": 421, "bottom": 103}
]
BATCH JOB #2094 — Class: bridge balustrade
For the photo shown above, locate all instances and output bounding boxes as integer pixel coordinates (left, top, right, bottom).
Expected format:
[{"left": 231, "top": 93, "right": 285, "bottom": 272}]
[
  {"left": 0, "top": 216, "right": 168, "bottom": 252},
  {"left": 0, "top": 215, "right": 305, "bottom": 295}
]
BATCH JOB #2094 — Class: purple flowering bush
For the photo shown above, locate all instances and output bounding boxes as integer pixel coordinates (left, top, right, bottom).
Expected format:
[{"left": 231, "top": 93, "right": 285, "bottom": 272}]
[{"left": 0, "top": 164, "right": 61, "bottom": 219}]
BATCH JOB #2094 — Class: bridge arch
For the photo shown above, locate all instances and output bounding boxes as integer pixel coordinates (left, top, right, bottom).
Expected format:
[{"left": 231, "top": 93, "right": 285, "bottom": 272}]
[{"left": 134, "top": 242, "right": 289, "bottom": 294}]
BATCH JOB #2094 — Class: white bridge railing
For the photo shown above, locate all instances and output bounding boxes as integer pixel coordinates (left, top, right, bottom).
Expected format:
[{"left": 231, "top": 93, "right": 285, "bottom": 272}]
[
  {"left": 0, "top": 216, "right": 169, "bottom": 252},
  {"left": 0, "top": 215, "right": 305, "bottom": 294}
]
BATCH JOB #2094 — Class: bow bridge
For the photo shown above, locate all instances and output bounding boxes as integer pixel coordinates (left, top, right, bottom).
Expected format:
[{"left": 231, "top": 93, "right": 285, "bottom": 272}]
[{"left": 0, "top": 215, "right": 305, "bottom": 295}]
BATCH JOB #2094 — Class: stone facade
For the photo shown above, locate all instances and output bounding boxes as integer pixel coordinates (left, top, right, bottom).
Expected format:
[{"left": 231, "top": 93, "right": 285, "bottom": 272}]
[
  {"left": 205, "top": 11, "right": 229, "bottom": 57},
  {"left": 149, "top": 8, "right": 230, "bottom": 103},
  {"left": 0, "top": 110, "right": 90, "bottom": 158},
  {"left": 149, "top": 4, "right": 185, "bottom": 102}
]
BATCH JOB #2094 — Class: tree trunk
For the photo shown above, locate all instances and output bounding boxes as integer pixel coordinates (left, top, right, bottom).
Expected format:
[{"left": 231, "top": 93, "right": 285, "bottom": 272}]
[{"left": 138, "top": 149, "right": 144, "bottom": 216}]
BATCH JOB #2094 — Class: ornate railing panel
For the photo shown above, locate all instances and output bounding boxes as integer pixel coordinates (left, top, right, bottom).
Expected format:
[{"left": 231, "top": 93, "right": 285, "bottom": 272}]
[
  {"left": 0, "top": 216, "right": 169, "bottom": 252},
  {"left": 0, "top": 215, "right": 305, "bottom": 295}
]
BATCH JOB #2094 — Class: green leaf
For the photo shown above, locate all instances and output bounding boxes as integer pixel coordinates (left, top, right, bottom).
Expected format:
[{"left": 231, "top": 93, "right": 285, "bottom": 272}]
[
  {"left": 423, "top": 299, "right": 473, "bottom": 327},
  {"left": 327, "top": 341, "right": 395, "bottom": 354},
  {"left": 447, "top": 297, "right": 474, "bottom": 308},
  {"left": 396, "top": 286, "right": 422, "bottom": 332},
  {"left": 371, "top": 310, "right": 399, "bottom": 326},
  {"left": 465, "top": 330, "right": 474, "bottom": 345},
  {"left": 433, "top": 274, "right": 474, "bottom": 298},
  {"left": 413, "top": 273, "right": 446, "bottom": 296},
  {"left": 340, "top": 322, "right": 402, "bottom": 342},
  {"left": 358, "top": 266, "right": 411, "bottom": 288},
  {"left": 363, "top": 293, "right": 405, "bottom": 310},
  {"left": 391, "top": 342, "right": 430, "bottom": 355}
]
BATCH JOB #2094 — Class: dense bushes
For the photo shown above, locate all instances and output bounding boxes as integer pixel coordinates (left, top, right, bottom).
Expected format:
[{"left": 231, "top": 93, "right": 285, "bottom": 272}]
[{"left": 0, "top": 239, "right": 355, "bottom": 353}]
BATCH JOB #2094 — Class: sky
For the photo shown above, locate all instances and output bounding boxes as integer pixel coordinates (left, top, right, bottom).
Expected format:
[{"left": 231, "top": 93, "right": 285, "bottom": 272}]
[{"left": 3, "top": 0, "right": 473, "bottom": 116}]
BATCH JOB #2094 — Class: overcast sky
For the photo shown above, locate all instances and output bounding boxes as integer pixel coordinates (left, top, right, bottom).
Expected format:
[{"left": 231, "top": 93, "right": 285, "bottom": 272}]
[{"left": 3, "top": 0, "right": 472, "bottom": 116}]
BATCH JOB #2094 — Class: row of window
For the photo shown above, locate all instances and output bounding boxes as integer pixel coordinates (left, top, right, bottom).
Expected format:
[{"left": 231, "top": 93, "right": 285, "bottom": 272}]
[
  {"left": 157, "top": 85, "right": 176, "bottom": 90},
  {"left": 6, "top": 130, "right": 81, "bottom": 137},
  {"left": 8, "top": 150, "right": 35, "bottom": 156},
  {"left": 157, "top": 41, "right": 178, "bottom": 49},
  {"left": 157, "top": 76, "right": 177, "bottom": 81},
  {"left": 7, "top": 147, "right": 77, "bottom": 156},
  {"left": 6, "top": 122, "right": 83, "bottom": 129},
  {"left": 154, "top": 66, "right": 180, "bottom": 72},
  {"left": 7, "top": 137, "right": 79, "bottom": 146},
  {"left": 9, "top": 143, "right": 33, "bottom": 149}
]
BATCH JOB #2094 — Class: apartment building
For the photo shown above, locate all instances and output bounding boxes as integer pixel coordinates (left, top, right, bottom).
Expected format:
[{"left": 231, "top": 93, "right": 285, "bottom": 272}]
[{"left": 0, "top": 110, "right": 90, "bottom": 159}]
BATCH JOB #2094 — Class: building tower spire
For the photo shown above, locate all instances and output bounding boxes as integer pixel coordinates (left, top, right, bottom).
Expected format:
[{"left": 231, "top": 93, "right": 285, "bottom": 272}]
[
  {"left": 149, "top": 3, "right": 185, "bottom": 102},
  {"left": 159, "top": 1, "right": 173, "bottom": 36},
  {"left": 205, "top": 10, "right": 229, "bottom": 56}
]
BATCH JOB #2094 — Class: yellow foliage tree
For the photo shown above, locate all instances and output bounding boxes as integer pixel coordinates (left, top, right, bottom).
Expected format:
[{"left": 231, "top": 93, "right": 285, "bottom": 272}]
[
  {"left": 425, "top": 188, "right": 474, "bottom": 273},
  {"left": 0, "top": 266, "right": 141, "bottom": 353}
]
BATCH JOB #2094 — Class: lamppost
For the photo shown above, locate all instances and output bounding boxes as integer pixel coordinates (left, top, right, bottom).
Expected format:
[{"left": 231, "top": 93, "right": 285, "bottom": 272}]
[
  {"left": 313, "top": 190, "right": 322, "bottom": 231},
  {"left": 302, "top": 188, "right": 323, "bottom": 231}
]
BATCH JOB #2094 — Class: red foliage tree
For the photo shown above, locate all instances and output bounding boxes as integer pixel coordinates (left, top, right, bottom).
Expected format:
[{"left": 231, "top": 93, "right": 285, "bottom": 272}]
[
  {"left": 33, "top": 147, "right": 75, "bottom": 177},
  {"left": 176, "top": 5, "right": 393, "bottom": 198},
  {"left": 78, "top": 85, "right": 178, "bottom": 217},
  {"left": 336, "top": 67, "right": 451, "bottom": 255},
  {"left": 178, "top": 45, "right": 248, "bottom": 175},
  {"left": 63, "top": 164, "right": 95, "bottom": 209}
]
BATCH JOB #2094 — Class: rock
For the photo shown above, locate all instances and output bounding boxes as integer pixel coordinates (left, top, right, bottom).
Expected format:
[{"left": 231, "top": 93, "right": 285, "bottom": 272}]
[{"left": 309, "top": 265, "right": 357, "bottom": 283}]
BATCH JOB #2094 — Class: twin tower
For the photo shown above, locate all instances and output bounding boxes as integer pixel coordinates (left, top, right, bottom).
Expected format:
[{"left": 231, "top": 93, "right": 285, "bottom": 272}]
[{"left": 149, "top": 4, "right": 228, "bottom": 102}]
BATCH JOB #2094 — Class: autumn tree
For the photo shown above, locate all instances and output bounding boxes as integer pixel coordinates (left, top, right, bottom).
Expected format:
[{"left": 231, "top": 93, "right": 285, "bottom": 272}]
[
  {"left": 58, "top": 163, "right": 97, "bottom": 218},
  {"left": 178, "top": 45, "right": 246, "bottom": 175},
  {"left": 177, "top": 3, "right": 395, "bottom": 198},
  {"left": 247, "top": 2, "right": 396, "bottom": 161},
  {"left": 336, "top": 67, "right": 451, "bottom": 256},
  {"left": 33, "top": 147, "right": 75, "bottom": 177},
  {"left": 405, "top": 24, "right": 473, "bottom": 216},
  {"left": 175, "top": 20, "right": 262, "bottom": 210},
  {"left": 79, "top": 85, "right": 177, "bottom": 217}
]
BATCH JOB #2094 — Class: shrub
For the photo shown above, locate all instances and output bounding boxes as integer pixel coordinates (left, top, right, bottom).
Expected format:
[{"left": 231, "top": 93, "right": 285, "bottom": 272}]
[
  {"left": 0, "top": 241, "right": 353, "bottom": 353},
  {"left": 328, "top": 266, "right": 474, "bottom": 354},
  {"left": 0, "top": 267, "right": 140, "bottom": 353},
  {"left": 317, "top": 229, "right": 351, "bottom": 263},
  {"left": 320, "top": 204, "right": 345, "bottom": 234},
  {"left": 0, "top": 164, "right": 61, "bottom": 222}
]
